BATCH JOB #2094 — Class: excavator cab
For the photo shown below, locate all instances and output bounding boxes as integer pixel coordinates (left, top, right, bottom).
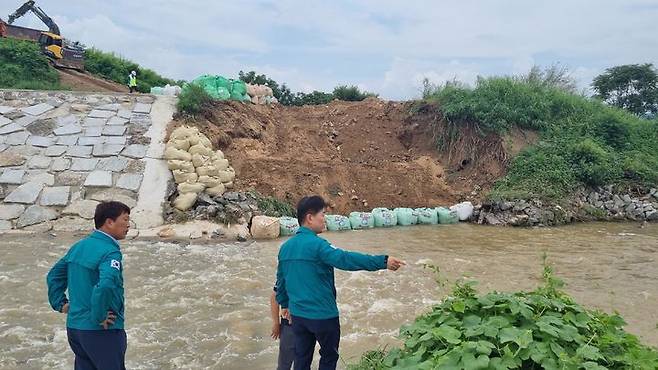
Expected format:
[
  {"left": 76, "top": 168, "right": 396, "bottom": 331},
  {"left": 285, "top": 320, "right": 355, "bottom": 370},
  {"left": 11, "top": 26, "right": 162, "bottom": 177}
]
[
  {"left": 4, "top": 1, "right": 85, "bottom": 71},
  {"left": 38, "top": 32, "right": 63, "bottom": 59}
]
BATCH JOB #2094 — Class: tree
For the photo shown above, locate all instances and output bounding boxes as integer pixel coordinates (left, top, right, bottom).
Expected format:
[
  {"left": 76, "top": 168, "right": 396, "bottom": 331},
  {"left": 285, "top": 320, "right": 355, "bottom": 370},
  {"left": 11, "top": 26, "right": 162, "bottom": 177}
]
[{"left": 592, "top": 63, "right": 658, "bottom": 116}]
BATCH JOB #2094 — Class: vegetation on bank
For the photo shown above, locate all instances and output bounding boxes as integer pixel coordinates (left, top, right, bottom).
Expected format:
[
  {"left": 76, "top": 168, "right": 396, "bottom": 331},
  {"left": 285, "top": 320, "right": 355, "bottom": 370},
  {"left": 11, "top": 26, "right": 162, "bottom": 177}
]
[
  {"left": 85, "top": 48, "right": 181, "bottom": 93},
  {"left": 0, "top": 38, "right": 62, "bottom": 90},
  {"left": 176, "top": 83, "right": 214, "bottom": 117},
  {"left": 349, "top": 260, "right": 658, "bottom": 370},
  {"left": 421, "top": 72, "right": 658, "bottom": 200}
]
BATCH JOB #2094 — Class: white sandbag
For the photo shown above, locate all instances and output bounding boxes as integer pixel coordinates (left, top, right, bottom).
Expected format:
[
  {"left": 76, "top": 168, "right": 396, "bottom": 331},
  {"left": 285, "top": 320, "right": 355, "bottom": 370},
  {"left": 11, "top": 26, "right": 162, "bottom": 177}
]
[
  {"left": 246, "top": 84, "right": 258, "bottom": 97},
  {"left": 214, "top": 158, "right": 229, "bottom": 171},
  {"left": 198, "top": 175, "right": 221, "bottom": 188},
  {"left": 206, "top": 183, "right": 225, "bottom": 196},
  {"left": 178, "top": 182, "right": 206, "bottom": 194},
  {"left": 265, "top": 86, "right": 273, "bottom": 97},
  {"left": 450, "top": 201, "right": 474, "bottom": 221},
  {"left": 173, "top": 170, "right": 198, "bottom": 184},
  {"left": 192, "top": 154, "right": 210, "bottom": 168},
  {"left": 167, "top": 160, "right": 193, "bottom": 172},
  {"left": 218, "top": 169, "right": 235, "bottom": 183},
  {"left": 196, "top": 165, "right": 219, "bottom": 177},
  {"left": 170, "top": 139, "right": 190, "bottom": 151},
  {"left": 250, "top": 216, "right": 280, "bottom": 239},
  {"left": 187, "top": 134, "right": 202, "bottom": 146},
  {"left": 189, "top": 144, "right": 212, "bottom": 156},
  {"left": 198, "top": 135, "right": 212, "bottom": 148},
  {"left": 174, "top": 192, "right": 198, "bottom": 211},
  {"left": 165, "top": 146, "right": 192, "bottom": 161},
  {"left": 251, "top": 96, "right": 259, "bottom": 104},
  {"left": 171, "top": 126, "right": 198, "bottom": 140},
  {"left": 214, "top": 150, "right": 225, "bottom": 159},
  {"left": 224, "top": 181, "right": 233, "bottom": 189},
  {"left": 172, "top": 161, "right": 195, "bottom": 173}
]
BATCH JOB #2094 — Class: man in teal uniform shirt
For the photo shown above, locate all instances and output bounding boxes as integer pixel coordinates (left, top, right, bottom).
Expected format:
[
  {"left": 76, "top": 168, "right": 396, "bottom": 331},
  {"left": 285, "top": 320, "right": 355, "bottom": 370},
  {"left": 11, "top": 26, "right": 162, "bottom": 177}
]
[
  {"left": 276, "top": 195, "right": 405, "bottom": 370},
  {"left": 47, "top": 201, "right": 131, "bottom": 370}
]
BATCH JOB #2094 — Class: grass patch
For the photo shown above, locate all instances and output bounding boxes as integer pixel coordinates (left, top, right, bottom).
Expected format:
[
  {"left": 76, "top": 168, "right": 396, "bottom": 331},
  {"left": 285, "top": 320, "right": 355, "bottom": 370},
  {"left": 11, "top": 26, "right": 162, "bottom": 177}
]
[
  {"left": 0, "top": 38, "right": 62, "bottom": 90},
  {"left": 176, "top": 83, "right": 214, "bottom": 117},
  {"left": 423, "top": 77, "right": 658, "bottom": 200},
  {"left": 250, "top": 192, "right": 295, "bottom": 218}
]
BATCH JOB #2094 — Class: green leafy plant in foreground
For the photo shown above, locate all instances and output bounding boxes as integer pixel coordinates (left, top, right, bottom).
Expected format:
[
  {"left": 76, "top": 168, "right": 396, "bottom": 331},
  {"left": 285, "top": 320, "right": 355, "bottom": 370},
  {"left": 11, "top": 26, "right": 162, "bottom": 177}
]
[{"left": 349, "top": 258, "right": 658, "bottom": 370}]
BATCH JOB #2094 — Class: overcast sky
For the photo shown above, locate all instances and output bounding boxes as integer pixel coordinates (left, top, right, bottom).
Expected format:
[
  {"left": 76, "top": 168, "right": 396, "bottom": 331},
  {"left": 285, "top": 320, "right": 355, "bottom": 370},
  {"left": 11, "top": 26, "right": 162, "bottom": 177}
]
[{"left": 3, "top": 0, "right": 657, "bottom": 99}]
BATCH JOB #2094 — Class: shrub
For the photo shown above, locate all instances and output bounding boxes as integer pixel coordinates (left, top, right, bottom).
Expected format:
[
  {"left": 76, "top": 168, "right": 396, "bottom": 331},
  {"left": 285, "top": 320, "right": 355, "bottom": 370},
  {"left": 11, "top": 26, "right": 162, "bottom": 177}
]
[
  {"left": 349, "top": 261, "right": 658, "bottom": 369},
  {"left": 0, "top": 38, "right": 61, "bottom": 90},
  {"left": 176, "top": 83, "right": 213, "bottom": 116},
  {"left": 332, "top": 85, "right": 377, "bottom": 102}
]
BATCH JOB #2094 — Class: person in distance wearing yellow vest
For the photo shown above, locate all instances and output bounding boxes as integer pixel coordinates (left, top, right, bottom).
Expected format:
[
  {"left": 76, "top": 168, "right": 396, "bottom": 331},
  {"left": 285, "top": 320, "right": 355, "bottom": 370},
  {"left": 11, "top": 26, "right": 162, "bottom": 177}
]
[{"left": 128, "top": 71, "right": 137, "bottom": 93}]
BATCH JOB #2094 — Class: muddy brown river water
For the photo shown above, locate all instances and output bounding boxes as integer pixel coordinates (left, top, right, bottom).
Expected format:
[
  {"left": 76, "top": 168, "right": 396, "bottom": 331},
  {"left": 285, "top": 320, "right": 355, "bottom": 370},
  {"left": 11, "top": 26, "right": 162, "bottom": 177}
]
[{"left": 1, "top": 222, "right": 657, "bottom": 369}]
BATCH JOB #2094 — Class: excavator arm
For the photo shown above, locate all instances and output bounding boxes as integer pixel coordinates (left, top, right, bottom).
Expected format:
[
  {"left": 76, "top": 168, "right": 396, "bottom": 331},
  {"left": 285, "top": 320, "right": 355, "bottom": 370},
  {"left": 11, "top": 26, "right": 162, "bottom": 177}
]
[{"left": 7, "top": 0, "right": 60, "bottom": 35}]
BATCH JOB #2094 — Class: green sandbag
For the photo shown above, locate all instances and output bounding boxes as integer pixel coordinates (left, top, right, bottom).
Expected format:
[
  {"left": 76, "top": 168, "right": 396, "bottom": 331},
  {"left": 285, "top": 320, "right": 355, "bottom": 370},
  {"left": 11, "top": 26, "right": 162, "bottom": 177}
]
[
  {"left": 394, "top": 208, "right": 418, "bottom": 226},
  {"left": 437, "top": 207, "right": 459, "bottom": 224},
  {"left": 325, "top": 215, "right": 352, "bottom": 231},
  {"left": 372, "top": 208, "right": 397, "bottom": 227},
  {"left": 416, "top": 207, "right": 438, "bottom": 225},
  {"left": 230, "top": 80, "right": 248, "bottom": 100},
  {"left": 279, "top": 216, "right": 299, "bottom": 236},
  {"left": 349, "top": 212, "right": 375, "bottom": 230},
  {"left": 191, "top": 75, "right": 231, "bottom": 100}
]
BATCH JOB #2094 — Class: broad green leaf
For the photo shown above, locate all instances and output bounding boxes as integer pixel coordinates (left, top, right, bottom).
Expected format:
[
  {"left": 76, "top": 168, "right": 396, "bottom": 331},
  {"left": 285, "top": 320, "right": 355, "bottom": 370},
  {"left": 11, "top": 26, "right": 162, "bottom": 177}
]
[
  {"left": 462, "top": 353, "right": 489, "bottom": 370},
  {"left": 476, "top": 340, "right": 495, "bottom": 355},
  {"left": 452, "top": 300, "right": 466, "bottom": 313},
  {"left": 499, "top": 327, "right": 522, "bottom": 344},
  {"left": 558, "top": 324, "right": 580, "bottom": 342},
  {"left": 463, "top": 314, "right": 482, "bottom": 328},
  {"left": 581, "top": 361, "right": 608, "bottom": 370},
  {"left": 576, "top": 345, "right": 604, "bottom": 361},
  {"left": 549, "top": 342, "right": 565, "bottom": 357},
  {"left": 488, "top": 357, "right": 510, "bottom": 370},
  {"left": 537, "top": 322, "right": 560, "bottom": 337},
  {"left": 433, "top": 325, "right": 462, "bottom": 344}
]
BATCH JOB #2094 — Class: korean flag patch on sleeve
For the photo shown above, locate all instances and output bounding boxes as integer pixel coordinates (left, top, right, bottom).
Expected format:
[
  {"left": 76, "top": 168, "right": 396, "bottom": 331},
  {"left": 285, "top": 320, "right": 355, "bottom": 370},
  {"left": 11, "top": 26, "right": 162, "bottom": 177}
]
[{"left": 110, "top": 259, "right": 121, "bottom": 270}]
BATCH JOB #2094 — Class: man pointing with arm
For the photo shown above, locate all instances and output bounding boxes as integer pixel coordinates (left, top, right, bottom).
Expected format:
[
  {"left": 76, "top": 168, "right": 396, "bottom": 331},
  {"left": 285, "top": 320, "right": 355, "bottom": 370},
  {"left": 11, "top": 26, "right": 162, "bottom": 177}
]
[{"left": 276, "top": 195, "right": 405, "bottom": 370}]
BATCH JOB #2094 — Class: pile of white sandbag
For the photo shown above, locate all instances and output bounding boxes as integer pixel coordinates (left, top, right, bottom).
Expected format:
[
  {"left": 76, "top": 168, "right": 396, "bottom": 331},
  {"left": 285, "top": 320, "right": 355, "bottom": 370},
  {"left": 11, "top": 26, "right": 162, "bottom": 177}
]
[
  {"left": 165, "top": 126, "right": 236, "bottom": 211},
  {"left": 246, "top": 83, "right": 278, "bottom": 105}
]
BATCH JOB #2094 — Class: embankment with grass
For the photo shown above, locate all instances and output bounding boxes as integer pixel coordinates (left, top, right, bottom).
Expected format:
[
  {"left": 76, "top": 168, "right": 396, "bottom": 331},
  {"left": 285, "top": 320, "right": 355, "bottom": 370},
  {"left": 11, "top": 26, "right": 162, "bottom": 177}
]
[{"left": 419, "top": 77, "right": 658, "bottom": 225}]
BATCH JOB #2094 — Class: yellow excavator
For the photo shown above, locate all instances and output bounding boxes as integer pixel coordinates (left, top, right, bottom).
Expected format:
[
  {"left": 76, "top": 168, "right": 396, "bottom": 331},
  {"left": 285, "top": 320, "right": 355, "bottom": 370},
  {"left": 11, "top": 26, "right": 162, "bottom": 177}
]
[{"left": 0, "top": 1, "right": 85, "bottom": 70}]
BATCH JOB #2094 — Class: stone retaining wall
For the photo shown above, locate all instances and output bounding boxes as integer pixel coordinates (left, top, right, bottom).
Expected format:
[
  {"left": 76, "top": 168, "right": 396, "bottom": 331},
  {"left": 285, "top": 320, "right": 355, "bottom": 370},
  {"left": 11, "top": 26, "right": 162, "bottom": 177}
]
[{"left": 0, "top": 91, "right": 154, "bottom": 232}]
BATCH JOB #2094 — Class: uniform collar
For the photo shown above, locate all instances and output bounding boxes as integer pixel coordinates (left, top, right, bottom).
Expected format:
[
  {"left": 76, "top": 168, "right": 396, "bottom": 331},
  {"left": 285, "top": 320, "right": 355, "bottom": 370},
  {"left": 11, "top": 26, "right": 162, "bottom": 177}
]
[
  {"left": 92, "top": 229, "right": 120, "bottom": 249},
  {"left": 297, "top": 226, "right": 316, "bottom": 235}
]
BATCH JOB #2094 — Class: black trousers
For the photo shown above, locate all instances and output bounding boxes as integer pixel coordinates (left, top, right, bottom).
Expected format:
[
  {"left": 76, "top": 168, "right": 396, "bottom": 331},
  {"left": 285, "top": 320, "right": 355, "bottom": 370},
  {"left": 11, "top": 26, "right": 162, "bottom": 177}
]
[
  {"left": 67, "top": 328, "right": 127, "bottom": 370},
  {"left": 278, "top": 318, "right": 295, "bottom": 370},
  {"left": 291, "top": 315, "right": 340, "bottom": 370}
]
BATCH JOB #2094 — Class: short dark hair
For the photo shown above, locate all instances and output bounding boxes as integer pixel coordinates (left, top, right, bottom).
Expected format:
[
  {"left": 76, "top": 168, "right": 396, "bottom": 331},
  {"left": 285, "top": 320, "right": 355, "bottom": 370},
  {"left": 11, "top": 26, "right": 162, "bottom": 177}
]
[
  {"left": 296, "top": 195, "right": 326, "bottom": 225},
  {"left": 94, "top": 201, "right": 131, "bottom": 229}
]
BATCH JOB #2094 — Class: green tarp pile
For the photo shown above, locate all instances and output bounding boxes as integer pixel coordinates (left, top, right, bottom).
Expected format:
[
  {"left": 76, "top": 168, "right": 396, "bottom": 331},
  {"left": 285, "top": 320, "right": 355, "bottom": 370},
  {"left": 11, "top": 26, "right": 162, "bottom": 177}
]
[{"left": 184, "top": 75, "right": 251, "bottom": 101}]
